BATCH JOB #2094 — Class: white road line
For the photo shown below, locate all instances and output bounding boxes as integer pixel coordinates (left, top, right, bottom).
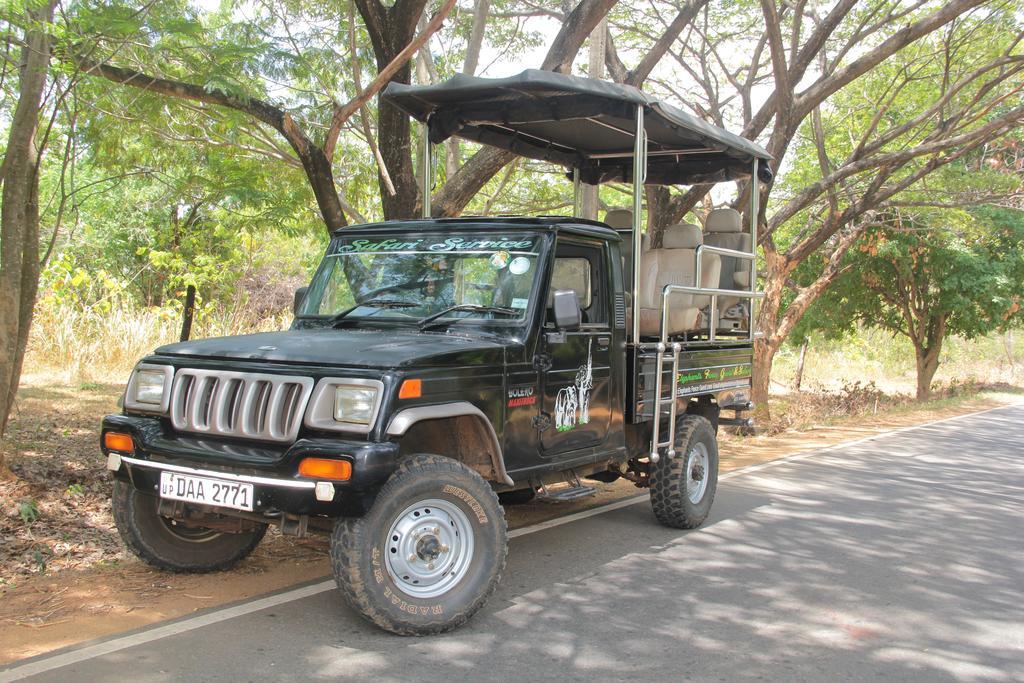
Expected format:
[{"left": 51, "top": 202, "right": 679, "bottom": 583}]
[
  {"left": 2, "top": 402, "right": 1018, "bottom": 681},
  {"left": 507, "top": 493, "right": 648, "bottom": 538},
  {"left": 0, "top": 581, "right": 335, "bottom": 682}
]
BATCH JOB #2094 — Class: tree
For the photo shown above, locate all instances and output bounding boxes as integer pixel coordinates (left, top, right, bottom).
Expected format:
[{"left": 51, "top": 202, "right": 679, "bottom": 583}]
[
  {"left": 21, "top": 0, "right": 1020, "bottom": 432},
  {"left": 428, "top": 0, "right": 620, "bottom": 216},
  {"left": 629, "top": 0, "right": 1024, "bottom": 411},
  {"left": 0, "top": 1, "right": 57, "bottom": 447},
  {"left": 801, "top": 207, "right": 1024, "bottom": 399},
  {"left": 77, "top": 0, "right": 460, "bottom": 235},
  {"left": 74, "top": 0, "right": 619, "bottom": 230}
]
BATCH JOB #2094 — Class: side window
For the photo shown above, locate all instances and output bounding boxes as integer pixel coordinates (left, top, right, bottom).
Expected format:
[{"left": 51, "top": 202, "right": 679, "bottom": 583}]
[
  {"left": 551, "top": 258, "right": 592, "bottom": 308},
  {"left": 550, "top": 240, "right": 607, "bottom": 326}
]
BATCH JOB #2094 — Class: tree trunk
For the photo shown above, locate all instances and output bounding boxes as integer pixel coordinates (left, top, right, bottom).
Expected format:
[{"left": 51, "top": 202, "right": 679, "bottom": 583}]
[
  {"left": 580, "top": 19, "right": 606, "bottom": 220},
  {"left": 431, "top": 148, "right": 518, "bottom": 216},
  {"left": 355, "top": 0, "right": 428, "bottom": 220},
  {"left": 752, "top": 336, "right": 780, "bottom": 417},
  {"left": 750, "top": 247, "right": 789, "bottom": 412},
  {"left": 913, "top": 313, "right": 947, "bottom": 401},
  {"left": 376, "top": 83, "right": 419, "bottom": 220},
  {"left": 0, "top": 1, "right": 56, "bottom": 449},
  {"left": 645, "top": 186, "right": 674, "bottom": 244},
  {"left": 462, "top": 0, "right": 491, "bottom": 77},
  {"left": 914, "top": 343, "right": 942, "bottom": 401},
  {"left": 302, "top": 144, "right": 348, "bottom": 233},
  {"left": 794, "top": 339, "right": 808, "bottom": 391}
]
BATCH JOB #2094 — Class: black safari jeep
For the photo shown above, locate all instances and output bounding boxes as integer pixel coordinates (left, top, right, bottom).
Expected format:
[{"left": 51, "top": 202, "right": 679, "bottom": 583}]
[{"left": 101, "top": 70, "right": 773, "bottom": 635}]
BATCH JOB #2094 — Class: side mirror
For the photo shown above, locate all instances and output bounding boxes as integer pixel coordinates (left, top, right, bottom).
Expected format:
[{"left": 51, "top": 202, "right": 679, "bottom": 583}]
[
  {"left": 293, "top": 286, "right": 309, "bottom": 315},
  {"left": 552, "top": 289, "right": 582, "bottom": 331}
]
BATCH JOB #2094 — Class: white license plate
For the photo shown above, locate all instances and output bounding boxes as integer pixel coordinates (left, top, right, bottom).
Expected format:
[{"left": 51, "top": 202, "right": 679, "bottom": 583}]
[{"left": 159, "top": 472, "right": 254, "bottom": 512}]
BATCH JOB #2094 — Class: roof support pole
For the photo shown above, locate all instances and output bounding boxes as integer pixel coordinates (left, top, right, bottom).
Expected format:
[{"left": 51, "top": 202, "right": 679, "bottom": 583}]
[
  {"left": 421, "top": 122, "right": 432, "bottom": 218},
  {"left": 630, "top": 105, "right": 645, "bottom": 343},
  {"left": 749, "top": 158, "right": 759, "bottom": 342},
  {"left": 572, "top": 167, "right": 581, "bottom": 217}
]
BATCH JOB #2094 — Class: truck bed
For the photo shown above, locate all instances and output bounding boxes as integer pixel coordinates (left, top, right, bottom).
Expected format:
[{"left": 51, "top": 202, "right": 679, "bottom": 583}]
[{"left": 629, "top": 344, "right": 753, "bottom": 422}]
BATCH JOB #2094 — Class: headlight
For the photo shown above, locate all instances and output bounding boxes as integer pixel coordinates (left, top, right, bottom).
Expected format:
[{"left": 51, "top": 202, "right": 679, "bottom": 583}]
[
  {"left": 134, "top": 370, "right": 167, "bottom": 405},
  {"left": 333, "top": 386, "right": 378, "bottom": 424},
  {"left": 124, "top": 364, "right": 174, "bottom": 413},
  {"left": 305, "top": 378, "right": 383, "bottom": 433}
]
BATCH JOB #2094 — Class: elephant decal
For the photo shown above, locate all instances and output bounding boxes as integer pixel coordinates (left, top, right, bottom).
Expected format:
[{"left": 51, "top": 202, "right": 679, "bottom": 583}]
[{"left": 554, "top": 339, "right": 593, "bottom": 432}]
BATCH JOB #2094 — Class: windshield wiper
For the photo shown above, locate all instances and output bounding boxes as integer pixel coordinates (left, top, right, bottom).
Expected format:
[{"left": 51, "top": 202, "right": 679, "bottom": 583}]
[
  {"left": 328, "top": 298, "right": 417, "bottom": 327},
  {"left": 417, "top": 304, "right": 518, "bottom": 330}
]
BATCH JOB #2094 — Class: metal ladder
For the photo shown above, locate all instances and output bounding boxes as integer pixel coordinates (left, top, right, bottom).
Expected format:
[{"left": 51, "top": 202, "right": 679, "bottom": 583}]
[{"left": 648, "top": 341, "right": 683, "bottom": 464}]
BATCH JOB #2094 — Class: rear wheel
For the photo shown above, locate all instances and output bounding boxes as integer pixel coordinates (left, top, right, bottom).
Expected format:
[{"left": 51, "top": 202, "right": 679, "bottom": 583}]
[
  {"left": 650, "top": 415, "right": 719, "bottom": 529},
  {"left": 112, "top": 480, "right": 267, "bottom": 572},
  {"left": 331, "top": 454, "right": 506, "bottom": 636}
]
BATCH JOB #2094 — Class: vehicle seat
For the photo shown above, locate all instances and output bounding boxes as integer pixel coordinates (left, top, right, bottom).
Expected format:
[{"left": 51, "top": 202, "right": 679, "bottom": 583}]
[
  {"left": 637, "top": 224, "right": 720, "bottom": 336},
  {"left": 704, "top": 208, "right": 752, "bottom": 315},
  {"left": 603, "top": 209, "right": 632, "bottom": 230}
]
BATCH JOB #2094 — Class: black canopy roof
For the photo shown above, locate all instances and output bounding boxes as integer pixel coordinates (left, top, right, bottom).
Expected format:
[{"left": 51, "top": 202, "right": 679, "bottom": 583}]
[{"left": 382, "top": 69, "right": 773, "bottom": 186}]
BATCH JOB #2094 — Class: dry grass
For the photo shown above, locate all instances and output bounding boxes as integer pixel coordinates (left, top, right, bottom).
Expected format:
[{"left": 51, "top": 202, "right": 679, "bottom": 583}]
[
  {"left": 760, "top": 379, "right": 1023, "bottom": 434},
  {"left": 25, "top": 303, "right": 291, "bottom": 384},
  {"left": 771, "top": 328, "right": 1024, "bottom": 396}
]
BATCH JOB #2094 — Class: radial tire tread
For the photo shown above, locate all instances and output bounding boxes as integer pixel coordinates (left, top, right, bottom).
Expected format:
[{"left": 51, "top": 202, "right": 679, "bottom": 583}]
[
  {"left": 649, "top": 415, "right": 716, "bottom": 529},
  {"left": 330, "top": 454, "right": 507, "bottom": 636},
  {"left": 112, "top": 480, "right": 266, "bottom": 573}
]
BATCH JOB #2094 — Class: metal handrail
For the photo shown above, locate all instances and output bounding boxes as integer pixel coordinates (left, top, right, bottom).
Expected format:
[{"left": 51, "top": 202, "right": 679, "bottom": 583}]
[
  {"left": 698, "top": 243, "right": 755, "bottom": 260},
  {"left": 694, "top": 244, "right": 755, "bottom": 299},
  {"left": 657, "top": 283, "right": 762, "bottom": 341},
  {"left": 646, "top": 275, "right": 761, "bottom": 461},
  {"left": 660, "top": 284, "right": 763, "bottom": 301}
]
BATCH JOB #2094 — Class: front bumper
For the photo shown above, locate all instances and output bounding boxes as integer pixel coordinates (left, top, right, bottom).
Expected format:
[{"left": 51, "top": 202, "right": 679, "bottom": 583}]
[{"left": 102, "top": 413, "right": 400, "bottom": 517}]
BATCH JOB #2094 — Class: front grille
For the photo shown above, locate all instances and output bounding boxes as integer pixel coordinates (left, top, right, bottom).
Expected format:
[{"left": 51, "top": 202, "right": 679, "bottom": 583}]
[{"left": 169, "top": 369, "right": 314, "bottom": 443}]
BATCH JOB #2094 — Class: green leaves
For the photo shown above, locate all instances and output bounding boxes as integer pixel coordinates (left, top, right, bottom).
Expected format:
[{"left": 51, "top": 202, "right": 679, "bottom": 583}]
[{"left": 802, "top": 206, "right": 1024, "bottom": 346}]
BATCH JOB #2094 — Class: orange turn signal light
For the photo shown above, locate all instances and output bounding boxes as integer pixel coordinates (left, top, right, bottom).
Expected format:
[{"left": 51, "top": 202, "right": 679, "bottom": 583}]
[
  {"left": 398, "top": 378, "right": 422, "bottom": 399},
  {"left": 104, "top": 431, "right": 134, "bottom": 454},
  {"left": 298, "top": 457, "right": 352, "bottom": 481}
]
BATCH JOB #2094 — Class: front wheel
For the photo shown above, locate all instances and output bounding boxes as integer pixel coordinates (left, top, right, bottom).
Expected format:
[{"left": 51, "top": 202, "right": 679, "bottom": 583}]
[
  {"left": 650, "top": 415, "right": 719, "bottom": 529},
  {"left": 331, "top": 454, "right": 507, "bottom": 636},
  {"left": 112, "top": 480, "right": 267, "bottom": 572}
]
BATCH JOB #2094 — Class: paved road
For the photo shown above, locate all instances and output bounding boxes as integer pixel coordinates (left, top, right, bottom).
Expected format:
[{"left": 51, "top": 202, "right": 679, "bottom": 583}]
[{"left": 5, "top": 405, "right": 1023, "bottom": 682}]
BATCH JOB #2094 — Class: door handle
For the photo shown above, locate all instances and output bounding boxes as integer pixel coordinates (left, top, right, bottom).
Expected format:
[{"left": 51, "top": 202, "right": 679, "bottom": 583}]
[{"left": 597, "top": 336, "right": 610, "bottom": 348}]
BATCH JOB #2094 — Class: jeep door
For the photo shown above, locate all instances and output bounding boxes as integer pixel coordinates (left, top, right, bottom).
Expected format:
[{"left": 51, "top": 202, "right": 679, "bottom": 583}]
[{"left": 538, "top": 238, "right": 613, "bottom": 456}]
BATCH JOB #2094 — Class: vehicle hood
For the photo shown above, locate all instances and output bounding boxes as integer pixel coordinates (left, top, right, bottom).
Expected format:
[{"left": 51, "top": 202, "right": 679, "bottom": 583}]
[{"left": 153, "top": 328, "right": 507, "bottom": 369}]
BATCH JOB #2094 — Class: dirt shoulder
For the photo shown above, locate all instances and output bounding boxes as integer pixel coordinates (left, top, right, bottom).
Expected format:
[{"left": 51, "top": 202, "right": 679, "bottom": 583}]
[{"left": 1, "top": 386, "right": 1019, "bottom": 665}]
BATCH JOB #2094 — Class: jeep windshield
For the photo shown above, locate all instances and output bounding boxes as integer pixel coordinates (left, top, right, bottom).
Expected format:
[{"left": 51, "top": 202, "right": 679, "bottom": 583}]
[{"left": 298, "top": 232, "right": 544, "bottom": 331}]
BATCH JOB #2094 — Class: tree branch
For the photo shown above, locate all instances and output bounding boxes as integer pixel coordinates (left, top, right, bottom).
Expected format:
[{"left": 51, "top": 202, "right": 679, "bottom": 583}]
[
  {"left": 792, "top": 0, "right": 988, "bottom": 122},
  {"left": 769, "top": 104, "right": 1024, "bottom": 234},
  {"left": 324, "top": 0, "right": 457, "bottom": 160},
  {"left": 431, "top": 0, "right": 618, "bottom": 216},
  {"left": 626, "top": 0, "right": 708, "bottom": 87}
]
